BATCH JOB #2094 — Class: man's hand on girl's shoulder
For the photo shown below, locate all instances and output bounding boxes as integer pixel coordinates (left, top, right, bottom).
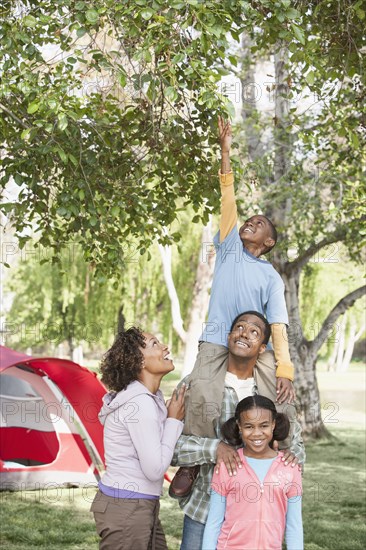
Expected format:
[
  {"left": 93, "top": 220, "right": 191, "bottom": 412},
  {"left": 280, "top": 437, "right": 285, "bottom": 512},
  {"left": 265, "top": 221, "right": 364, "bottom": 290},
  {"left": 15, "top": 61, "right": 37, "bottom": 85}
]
[
  {"left": 215, "top": 441, "right": 242, "bottom": 476},
  {"left": 273, "top": 442, "right": 302, "bottom": 471}
]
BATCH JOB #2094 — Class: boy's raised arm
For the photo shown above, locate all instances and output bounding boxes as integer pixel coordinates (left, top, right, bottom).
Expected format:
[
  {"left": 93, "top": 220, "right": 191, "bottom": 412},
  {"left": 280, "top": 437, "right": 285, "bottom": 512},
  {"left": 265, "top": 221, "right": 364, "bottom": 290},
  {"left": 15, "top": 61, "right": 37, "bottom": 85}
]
[
  {"left": 219, "top": 116, "right": 232, "bottom": 175},
  {"left": 218, "top": 117, "right": 237, "bottom": 243}
]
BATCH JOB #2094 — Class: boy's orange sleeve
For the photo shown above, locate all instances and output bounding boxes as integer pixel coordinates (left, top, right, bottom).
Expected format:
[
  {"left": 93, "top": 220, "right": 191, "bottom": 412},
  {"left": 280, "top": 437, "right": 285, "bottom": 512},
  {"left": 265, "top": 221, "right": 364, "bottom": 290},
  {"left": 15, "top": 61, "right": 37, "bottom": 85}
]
[
  {"left": 219, "top": 171, "right": 237, "bottom": 243},
  {"left": 271, "top": 323, "right": 294, "bottom": 381}
]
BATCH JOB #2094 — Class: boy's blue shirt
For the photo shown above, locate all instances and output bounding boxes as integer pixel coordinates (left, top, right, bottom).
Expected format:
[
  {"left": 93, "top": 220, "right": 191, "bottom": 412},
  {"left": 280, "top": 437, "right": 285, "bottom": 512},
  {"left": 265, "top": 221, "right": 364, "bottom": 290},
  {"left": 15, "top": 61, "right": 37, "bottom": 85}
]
[{"left": 200, "top": 227, "right": 288, "bottom": 346}]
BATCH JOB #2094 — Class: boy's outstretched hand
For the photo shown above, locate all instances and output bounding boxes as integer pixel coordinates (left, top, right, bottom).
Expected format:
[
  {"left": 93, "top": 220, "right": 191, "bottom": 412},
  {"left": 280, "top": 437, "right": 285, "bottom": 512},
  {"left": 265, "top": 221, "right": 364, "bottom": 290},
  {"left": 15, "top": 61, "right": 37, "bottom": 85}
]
[
  {"left": 276, "top": 378, "right": 296, "bottom": 404},
  {"left": 218, "top": 116, "right": 232, "bottom": 153}
]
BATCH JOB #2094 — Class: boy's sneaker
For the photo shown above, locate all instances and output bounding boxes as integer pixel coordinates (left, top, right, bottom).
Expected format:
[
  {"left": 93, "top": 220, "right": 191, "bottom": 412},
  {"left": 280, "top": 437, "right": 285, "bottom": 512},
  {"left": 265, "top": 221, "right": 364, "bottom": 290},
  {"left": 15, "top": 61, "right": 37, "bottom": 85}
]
[{"left": 168, "top": 466, "right": 200, "bottom": 499}]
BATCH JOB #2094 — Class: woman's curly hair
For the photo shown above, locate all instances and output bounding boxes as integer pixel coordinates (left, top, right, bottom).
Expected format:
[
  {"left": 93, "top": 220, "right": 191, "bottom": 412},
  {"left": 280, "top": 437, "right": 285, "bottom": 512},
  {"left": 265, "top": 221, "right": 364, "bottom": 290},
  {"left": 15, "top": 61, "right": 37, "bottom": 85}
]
[{"left": 100, "top": 327, "right": 146, "bottom": 392}]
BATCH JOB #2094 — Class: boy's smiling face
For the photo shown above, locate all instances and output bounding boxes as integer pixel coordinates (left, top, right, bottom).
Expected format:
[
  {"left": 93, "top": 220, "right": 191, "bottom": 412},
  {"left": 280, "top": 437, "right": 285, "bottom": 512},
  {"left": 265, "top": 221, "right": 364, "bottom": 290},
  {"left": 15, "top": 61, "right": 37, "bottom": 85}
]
[{"left": 239, "top": 215, "right": 275, "bottom": 253}]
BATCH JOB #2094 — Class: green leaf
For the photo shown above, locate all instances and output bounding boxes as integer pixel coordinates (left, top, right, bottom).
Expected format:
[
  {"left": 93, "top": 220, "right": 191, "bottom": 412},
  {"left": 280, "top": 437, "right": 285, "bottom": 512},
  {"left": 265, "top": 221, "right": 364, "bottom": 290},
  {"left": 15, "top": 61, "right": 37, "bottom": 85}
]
[
  {"left": 23, "top": 15, "right": 37, "bottom": 28},
  {"left": 224, "top": 100, "right": 235, "bottom": 119},
  {"left": 48, "top": 99, "right": 58, "bottom": 110},
  {"left": 58, "top": 113, "right": 68, "bottom": 131},
  {"left": 165, "top": 86, "right": 178, "bottom": 102},
  {"left": 119, "top": 71, "right": 127, "bottom": 87},
  {"left": 56, "top": 206, "right": 67, "bottom": 216},
  {"left": 27, "top": 102, "right": 39, "bottom": 114},
  {"left": 349, "top": 131, "right": 360, "bottom": 148},
  {"left": 77, "top": 27, "right": 87, "bottom": 38},
  {"left": 21, "top": 128, "right": 32, "bottom": 140},
  {"left": 286, "top": 8, "right": 301, "bottom": 20},
  {"left": 56, "top": 147, "right": 68, "bottom": 163},
  {"left": 69, "top": 154, "right": 78, "bottom": 167},
  {"left": 291, "top": 24, "right": 305, "bottom": 45},
  {"left": 140, "top": 8, "right": 155, "bottom": 20},
  {"left": 172, "top": 53, "right": 185, "bottom": 64},
  {"left": 230, "top": 29, "right": 240, "bottom": 42},
  {"left": 85, "top": 9, "right": 99, "bottom": 24},
  {"left": 305, "top": 71, "right": 315, "bottom": 86},
  {"left": 111, "top": 206, "right": 120, "bottom": 217}
]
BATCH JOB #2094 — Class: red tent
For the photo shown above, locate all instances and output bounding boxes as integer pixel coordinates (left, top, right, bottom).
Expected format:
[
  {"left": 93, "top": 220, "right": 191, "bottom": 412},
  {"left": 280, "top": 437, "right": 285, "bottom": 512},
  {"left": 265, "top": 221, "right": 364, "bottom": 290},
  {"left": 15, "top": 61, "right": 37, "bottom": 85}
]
[{"left": 0, "top": 346, "right": 106, "bottom": 490}]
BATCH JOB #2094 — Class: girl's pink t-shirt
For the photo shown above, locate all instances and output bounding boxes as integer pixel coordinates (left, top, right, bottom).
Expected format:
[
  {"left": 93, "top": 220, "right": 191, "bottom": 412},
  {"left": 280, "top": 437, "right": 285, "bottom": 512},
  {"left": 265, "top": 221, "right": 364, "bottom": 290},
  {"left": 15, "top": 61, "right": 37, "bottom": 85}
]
[{"left": 211, "top": 449, "right": 302, "bottom": 550}]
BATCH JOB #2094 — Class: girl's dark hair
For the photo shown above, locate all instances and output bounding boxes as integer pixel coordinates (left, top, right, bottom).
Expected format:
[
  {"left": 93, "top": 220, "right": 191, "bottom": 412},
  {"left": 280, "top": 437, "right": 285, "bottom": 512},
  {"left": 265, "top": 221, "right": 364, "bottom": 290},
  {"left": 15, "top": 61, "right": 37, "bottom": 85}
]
[
  {"left": 221, "top": 395, "right": 290, "bottom": 447},
  {"left": 100, "top": 327, "right": 146, "bottom": 392},
  {"left": 230, "top": 311, "right": 271, "bottom": 345}
]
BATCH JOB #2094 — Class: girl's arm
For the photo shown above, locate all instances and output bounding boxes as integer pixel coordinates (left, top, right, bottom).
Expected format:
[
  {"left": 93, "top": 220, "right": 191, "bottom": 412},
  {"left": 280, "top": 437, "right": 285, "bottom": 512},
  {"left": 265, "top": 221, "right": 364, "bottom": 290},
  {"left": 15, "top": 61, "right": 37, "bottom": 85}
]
[
  {"left": 202, "top": 489, "right": 226, "bottom": 550},
  {"left": 285, "top": 496, "right": 304, "bottom": 550}
]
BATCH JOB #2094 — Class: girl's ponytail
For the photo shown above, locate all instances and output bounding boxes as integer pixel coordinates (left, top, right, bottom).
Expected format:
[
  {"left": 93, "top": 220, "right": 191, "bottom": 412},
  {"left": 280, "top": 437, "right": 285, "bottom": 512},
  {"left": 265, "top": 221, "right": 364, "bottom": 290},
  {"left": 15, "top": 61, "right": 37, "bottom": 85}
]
[
  {"left": 272, "top": 412, "right": 290, "bottom": 444},
  {"left": 221, "top": 417, "right": 242, "bottom": 446}
]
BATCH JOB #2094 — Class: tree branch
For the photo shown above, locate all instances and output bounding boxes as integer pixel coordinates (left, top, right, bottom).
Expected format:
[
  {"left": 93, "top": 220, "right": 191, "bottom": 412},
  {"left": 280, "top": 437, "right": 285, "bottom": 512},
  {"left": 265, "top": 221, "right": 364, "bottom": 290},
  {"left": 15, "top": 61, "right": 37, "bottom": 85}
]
[
  {"left": 309, "top": 285, "right": 366, "bottom": 356},
  {"left": 285, "top": 225, "right": 349, "bottom": 274},
  {"left": 0, "top": 102, "right": 28, "bottom": 129},
  {"left": 158, "top": 242, "right": 187, "bottom": 344}
]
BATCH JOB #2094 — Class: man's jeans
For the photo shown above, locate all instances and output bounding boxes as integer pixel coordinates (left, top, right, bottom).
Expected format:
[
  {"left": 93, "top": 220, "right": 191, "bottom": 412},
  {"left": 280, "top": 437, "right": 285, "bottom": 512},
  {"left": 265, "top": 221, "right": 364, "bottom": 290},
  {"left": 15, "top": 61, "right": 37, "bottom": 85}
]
[{"left": 180, "top": 514, "right": 205, "bottom": 550}]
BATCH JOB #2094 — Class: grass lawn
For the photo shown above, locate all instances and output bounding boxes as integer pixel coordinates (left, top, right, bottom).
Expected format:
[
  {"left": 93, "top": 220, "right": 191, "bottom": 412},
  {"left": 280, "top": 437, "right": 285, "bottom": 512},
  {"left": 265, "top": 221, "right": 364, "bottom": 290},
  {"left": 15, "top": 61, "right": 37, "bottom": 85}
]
[
  {"left": 1, "top": 364, "right": 364, "bottom": 548},
  {"left": 1, "top": 425, "right": 365, "bottom": 549}
]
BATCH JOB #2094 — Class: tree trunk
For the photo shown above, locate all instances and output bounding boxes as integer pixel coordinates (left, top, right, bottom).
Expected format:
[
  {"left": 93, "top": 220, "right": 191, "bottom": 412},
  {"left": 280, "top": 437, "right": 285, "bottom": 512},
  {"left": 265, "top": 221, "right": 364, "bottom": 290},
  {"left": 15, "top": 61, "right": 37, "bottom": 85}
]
[
  {"left": 327, "top": 335, "right": 339, "bottom": 371},
  {"left": 340, "top": 319, "right": 365, "bottom": 372},
  {"left": 72, "top": 344, "right": 84, "bottom": 364},
  {"left": 158, "top": 243, "right": 187, "bottom": 344},
  {"left": 182, "top": 221, "right": 215, "bottom": 377},
  {"left": 335, "top": 313, "right": 347, "bottom": 371},
  {"left": 294, "top": 347, "right": 330, "bottom": 439},
  {"left": 282, "top": 268, "right": 331, "bottom": 438},
  {"left": 117, "top": 305, "right": 125, "bottom": 334}
]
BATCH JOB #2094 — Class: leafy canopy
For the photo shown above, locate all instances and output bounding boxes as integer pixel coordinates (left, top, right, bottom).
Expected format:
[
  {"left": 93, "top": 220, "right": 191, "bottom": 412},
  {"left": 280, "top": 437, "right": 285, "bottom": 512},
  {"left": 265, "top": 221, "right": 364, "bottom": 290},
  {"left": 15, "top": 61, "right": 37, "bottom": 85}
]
[{"left": 1, "top": 0, "right": 328, "bottom": 275}]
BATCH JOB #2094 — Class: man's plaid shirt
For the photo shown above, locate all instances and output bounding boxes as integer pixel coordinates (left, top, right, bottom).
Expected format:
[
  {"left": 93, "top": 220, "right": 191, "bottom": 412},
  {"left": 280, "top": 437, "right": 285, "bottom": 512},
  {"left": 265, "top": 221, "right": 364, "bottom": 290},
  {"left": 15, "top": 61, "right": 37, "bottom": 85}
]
[{"left": 171, "top": 378, "right": 305, "bottom": 524}]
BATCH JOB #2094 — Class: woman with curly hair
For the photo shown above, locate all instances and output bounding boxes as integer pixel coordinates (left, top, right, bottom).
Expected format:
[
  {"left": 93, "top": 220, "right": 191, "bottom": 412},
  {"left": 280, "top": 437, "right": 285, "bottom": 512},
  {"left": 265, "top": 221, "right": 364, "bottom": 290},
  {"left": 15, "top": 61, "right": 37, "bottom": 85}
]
[{"left": 91, "top": 327, "right": 185, "bottom": 550}]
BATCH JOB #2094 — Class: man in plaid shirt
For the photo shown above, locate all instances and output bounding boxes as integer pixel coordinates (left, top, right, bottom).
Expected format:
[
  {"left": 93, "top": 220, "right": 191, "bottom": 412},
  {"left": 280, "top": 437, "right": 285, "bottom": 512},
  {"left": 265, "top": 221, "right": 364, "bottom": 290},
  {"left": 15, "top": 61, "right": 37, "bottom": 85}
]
[{"left": 171, "top": 311, "right": 305, "bottom": 550}]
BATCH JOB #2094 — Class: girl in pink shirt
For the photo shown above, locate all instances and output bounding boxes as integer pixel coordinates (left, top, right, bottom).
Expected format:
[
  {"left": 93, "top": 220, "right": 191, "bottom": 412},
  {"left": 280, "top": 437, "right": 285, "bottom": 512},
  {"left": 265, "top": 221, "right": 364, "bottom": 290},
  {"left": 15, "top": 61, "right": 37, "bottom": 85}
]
[{"left": 202, "top": 395, "right": 303, "bottom": 550}]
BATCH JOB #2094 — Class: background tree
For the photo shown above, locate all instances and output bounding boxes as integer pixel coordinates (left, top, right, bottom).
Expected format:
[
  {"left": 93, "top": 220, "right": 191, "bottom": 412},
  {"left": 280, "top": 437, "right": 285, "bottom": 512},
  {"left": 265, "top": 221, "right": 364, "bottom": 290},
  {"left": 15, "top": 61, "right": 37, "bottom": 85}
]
[
  {"left": 234, "top": 1, "right": 365, "bottom": 436},
  {"left": 3, "top": 212, "right": 203, "bottom": 359}
]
